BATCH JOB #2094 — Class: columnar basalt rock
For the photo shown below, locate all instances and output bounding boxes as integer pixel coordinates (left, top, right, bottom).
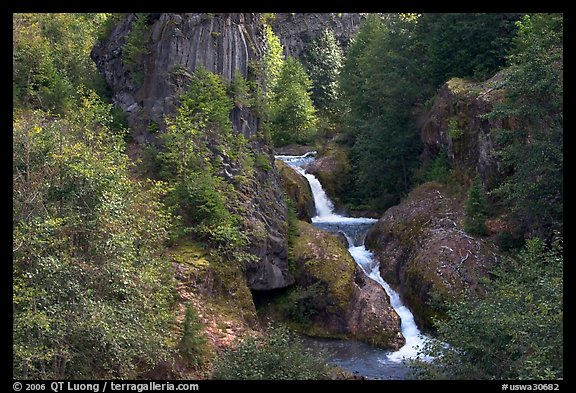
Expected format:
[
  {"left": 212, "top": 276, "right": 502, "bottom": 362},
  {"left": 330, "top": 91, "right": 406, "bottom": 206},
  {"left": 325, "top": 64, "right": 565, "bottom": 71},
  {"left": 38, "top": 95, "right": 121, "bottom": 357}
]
[{"left": 93, "top": 13, "right": 292, "bottom": 290}]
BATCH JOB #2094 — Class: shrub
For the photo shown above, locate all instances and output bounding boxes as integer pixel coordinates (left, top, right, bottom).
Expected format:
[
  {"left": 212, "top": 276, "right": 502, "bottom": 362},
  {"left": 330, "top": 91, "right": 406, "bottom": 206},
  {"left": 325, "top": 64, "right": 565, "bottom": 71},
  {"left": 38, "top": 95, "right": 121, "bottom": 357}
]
[{"left": 211, "top": 324, "right": 331, "bottom": 380}]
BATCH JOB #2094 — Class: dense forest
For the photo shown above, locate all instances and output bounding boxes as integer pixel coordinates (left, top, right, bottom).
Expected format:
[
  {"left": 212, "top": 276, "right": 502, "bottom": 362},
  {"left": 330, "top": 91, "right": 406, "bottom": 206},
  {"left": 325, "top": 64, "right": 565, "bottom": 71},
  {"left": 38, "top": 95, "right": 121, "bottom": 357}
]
[{"left": 13, "top": 13, "right": 562, "bottom": 380}]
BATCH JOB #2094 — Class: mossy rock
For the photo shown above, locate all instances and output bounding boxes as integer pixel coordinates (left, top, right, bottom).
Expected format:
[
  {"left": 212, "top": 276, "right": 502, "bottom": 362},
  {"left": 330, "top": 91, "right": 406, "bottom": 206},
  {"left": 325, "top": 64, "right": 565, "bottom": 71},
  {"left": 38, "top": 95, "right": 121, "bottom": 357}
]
[
  {"left": 366, "top": 182, "right": 500, "bottom": 331},
  {"left": 260, "top": 220, "right": 404, "bottom": 349},
  {"left": 291, "top": 220, "right": 356, "bottom": 317},
  {"left": 169, "top": 239, "right": 258, "bottom": 353},
  {"left": 306, "top": 143, "right": 352, "bottom": 212},
  {"left": 275, "top": 159, "right": 315, "bottom": 222}
]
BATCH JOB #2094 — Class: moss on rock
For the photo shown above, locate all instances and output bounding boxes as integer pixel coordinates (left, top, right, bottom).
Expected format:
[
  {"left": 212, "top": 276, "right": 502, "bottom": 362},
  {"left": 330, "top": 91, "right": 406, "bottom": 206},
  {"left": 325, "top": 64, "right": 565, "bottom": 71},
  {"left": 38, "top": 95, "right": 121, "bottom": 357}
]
[
  {"left": 275, "top": 159, "right": 315, "bottom": 222},
  {"left": 261, "top": 220, "right": 404, "bottom": 349},
  {"left": 365, "top": 182, "right": 500, "bottom": 331},
  {"left": 169, "top": 239, "right": 259, "bottom": 378},
  {"left": 306, "top": 143, "right": 352, "bottom": 213}
]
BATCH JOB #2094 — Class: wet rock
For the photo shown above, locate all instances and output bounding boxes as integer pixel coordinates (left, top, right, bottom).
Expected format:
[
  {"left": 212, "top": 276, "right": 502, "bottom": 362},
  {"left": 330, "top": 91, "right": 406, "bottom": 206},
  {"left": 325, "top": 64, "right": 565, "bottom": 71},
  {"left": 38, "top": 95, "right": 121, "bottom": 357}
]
[
  {"left": 286, "top": 221, "right": 404, "bottom": 349},
  {"left": 275, "top": 159, "right": 316, "bottom": 222}
]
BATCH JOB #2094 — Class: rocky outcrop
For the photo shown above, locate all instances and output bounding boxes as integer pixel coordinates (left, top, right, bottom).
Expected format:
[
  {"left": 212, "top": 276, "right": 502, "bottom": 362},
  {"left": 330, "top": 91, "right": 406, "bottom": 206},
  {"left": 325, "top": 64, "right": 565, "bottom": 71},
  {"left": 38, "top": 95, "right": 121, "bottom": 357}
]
[
  {"left": 283, "top": 220, "right": 403, "bottom": 350},
  {"left": 240, "top": 152, "right": 294, "bottom": 290},
  {"left": 306, "top": 143, "right": 352, "bottom": 214},
  {"left": 275, "top": 159, "right": 316, "bottom": 222},
  {"left": 93, "top": 13, "right": 293, "bottom": 291},
  {"left": 92, "top": 13, "right": 264, "bottom": 137},
  {"left": 271, "top": 13, "right": 365, "bottom": 58},
  {"left": 418, "top": 73, "right": 512, "bottom": 188},
  {"left": 365, "top": 182, "right": 500, "bottom": 330},
  {"left": 346, "top": 265, "right": 405, "bottom": 349}
]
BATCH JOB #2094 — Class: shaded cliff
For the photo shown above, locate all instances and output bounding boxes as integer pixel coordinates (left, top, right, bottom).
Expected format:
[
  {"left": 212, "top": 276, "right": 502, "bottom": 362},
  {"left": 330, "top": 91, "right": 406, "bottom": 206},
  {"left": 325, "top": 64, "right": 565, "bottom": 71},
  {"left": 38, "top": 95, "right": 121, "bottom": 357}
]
[
  {"left": 271, "top": 13, "right": 365, "bottom": 58},
  {"left": 365, "top": 182, "right": 500, "bottom": 330},
  {"left": 92, "top": 13, "right": 292, "bottom": 291},
  {"left": 418, "top": 72, "right": 512, "bottom": 188}
]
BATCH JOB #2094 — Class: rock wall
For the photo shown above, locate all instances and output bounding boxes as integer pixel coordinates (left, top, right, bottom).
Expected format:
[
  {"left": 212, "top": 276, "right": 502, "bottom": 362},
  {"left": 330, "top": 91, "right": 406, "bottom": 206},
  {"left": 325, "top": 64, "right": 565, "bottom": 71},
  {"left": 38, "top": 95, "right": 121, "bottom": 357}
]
[
  {"left": 365, "top": 182, "right": 500, "bottom": 330},
  {"left": 92, "top": 13, "right": 263, "bottom": 137},
  {"left": 418, "top": 73, "right": 513, "bottom": 188},
  {"left": 92, "top": 13, "right": 292, "bottom": 290},
  {"left": 271, "top": 13, "right": 365, "bottom": 58}
]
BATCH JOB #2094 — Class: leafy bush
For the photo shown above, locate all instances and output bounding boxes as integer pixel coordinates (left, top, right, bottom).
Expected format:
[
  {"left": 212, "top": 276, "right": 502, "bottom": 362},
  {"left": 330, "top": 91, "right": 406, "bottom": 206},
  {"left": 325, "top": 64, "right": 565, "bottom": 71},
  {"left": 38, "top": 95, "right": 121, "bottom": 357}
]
[
  {"left": 211, "top": 325, "right": 331, "bottom": 380},
  {"left": 410, "top": 235, "right": 563, "bottom": 379},
  {"left": 13, "top": 91, "right": 174, "bottom": 379},
  {"left": 179, "top": 303, "right": 208, "bottom": 368}
]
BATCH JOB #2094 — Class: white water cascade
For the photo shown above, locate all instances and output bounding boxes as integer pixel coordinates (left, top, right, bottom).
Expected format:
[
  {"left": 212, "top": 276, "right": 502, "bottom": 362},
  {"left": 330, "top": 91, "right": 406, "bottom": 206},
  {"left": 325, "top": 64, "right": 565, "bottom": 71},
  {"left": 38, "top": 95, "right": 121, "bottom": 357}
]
[{"left": 276, "top": 152, "right": 429, "bottom": 365}]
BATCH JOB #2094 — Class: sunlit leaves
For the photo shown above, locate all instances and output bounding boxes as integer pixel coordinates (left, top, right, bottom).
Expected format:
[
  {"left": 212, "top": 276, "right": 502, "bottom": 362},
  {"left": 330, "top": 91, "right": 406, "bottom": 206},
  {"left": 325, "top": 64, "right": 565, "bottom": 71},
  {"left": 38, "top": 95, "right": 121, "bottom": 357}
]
[{"left": 13, "top": 91, "right": 174, "bottom": 379}]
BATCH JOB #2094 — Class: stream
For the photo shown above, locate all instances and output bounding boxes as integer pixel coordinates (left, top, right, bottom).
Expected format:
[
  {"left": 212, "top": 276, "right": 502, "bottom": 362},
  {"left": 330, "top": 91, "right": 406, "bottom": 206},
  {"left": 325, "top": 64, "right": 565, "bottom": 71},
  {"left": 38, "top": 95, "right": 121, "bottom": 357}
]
[{"left": 276, "top": 152, "right": 429, "bottom": 380}]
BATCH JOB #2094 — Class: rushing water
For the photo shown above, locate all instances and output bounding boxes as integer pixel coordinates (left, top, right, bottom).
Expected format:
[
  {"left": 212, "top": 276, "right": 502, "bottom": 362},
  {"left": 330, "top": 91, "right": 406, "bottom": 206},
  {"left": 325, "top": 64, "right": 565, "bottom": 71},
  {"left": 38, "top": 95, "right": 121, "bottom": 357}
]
[{"left": 276, "top": 152, "right": 430, "bottom": 379}]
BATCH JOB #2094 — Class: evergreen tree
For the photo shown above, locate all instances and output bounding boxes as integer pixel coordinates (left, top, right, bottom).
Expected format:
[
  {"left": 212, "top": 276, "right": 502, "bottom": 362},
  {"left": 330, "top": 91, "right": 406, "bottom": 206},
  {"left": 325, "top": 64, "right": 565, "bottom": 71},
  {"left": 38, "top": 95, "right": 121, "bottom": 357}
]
[
  {"left": 269, "top": 57, "right": 318, "bottom": 147},
  {"left": 413, "top": 13, "right": 521, "bottom": 87},
  {"left": 464, "top": 176, "right": 489, "bottom": 236},
  {"left": 340, "top": 14, "right": 423, "bottom": 210},
  {"left": 262, "top": 24, "right": 284, "bottom": 99},
  {"left": 488, "top": 13, "right": 563, "bottom": 240},
  {"left": 303, "top": 28, "right": 344, "bottom": 114}
]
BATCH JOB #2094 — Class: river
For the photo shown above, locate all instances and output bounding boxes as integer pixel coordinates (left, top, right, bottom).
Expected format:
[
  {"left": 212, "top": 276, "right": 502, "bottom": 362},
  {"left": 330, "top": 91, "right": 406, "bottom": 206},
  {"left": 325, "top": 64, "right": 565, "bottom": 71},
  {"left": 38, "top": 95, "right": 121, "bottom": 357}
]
[{"left": 276, "top": 152, "right": 429, "bottom": 380}]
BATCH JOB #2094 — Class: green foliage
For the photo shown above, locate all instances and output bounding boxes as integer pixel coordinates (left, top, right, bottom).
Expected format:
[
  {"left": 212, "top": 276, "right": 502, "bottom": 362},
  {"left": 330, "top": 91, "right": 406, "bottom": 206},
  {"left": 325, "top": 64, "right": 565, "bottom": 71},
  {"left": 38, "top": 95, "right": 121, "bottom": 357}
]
[
  {"left": 254, "top": 153, "right": 272, "bottom": 171},
  {"left": 122, "top": 13, "right": 151, "bottom": 86},
  {"left": 420, "top": 149, "right": 452, "bottom": 184},
  {"left": 179, "top": 303, "right": 208, "bottom": 368},
  {"left": 262, "top": 24, "right": 284, "bottom": 98},
  {"left": 211, "top": 324, "right": 331, "bottom": 380},
  {"left": 303, "top": 28, "right": 344, "bottom": 114},
  {"left": 447, "top": 118, "right": 462, "bottom": 141},
  {"left": 339, "top": 14, "right": 423, "bottom": 210},
  {"left": 13, "top": 91, "right": 174, "bottom": 379},
  {"left": 229, "top": 70, "right": 255, "bottom": 109},
  {"left": 13, "top": 13, "right": 110, "bottom": 113},
  {"left": 487, "top": 13, "right": 563, "bottom": 241},
  {"left": 464, "top": 176, "right": 489, "bottom": 236},
  {"left": 413, "top": 13, "right": 521, "bottom": 87},
  {"left": 270, "top": 57, "right": 318, "bottom": 147},
  {"left": 411, "top": 235, "right": 563, "bottom": 379},
  {"left": 277, "top": 283, "right": 325, "bottom": 326},
  {"left": 158, "top": 68, "right": 252, "bottom": 262}
]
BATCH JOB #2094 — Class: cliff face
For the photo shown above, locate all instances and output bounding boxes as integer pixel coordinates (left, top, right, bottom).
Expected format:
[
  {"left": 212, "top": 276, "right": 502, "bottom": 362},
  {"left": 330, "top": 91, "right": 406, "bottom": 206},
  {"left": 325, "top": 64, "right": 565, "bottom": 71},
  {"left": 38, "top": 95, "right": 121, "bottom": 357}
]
[
  {"left": 92, "top": 13, "right": 263, "bottom": 138},
  {"left": 271, "top": 13, "right": 365, "bottom": 58},
  {"left": 418, "top": 73, "right": 512, "bottom": 188},
  {"left": 92, "top": 13, "right": 292, "bottom": 290}
]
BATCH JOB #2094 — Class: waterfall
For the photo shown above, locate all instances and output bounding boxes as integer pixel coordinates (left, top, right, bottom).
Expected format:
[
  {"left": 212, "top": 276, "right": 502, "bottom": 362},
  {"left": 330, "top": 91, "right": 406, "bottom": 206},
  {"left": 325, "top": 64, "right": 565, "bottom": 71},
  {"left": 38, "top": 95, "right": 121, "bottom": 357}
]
[{"left": 277, "top": 153, "right": 429, "bottom": 364}]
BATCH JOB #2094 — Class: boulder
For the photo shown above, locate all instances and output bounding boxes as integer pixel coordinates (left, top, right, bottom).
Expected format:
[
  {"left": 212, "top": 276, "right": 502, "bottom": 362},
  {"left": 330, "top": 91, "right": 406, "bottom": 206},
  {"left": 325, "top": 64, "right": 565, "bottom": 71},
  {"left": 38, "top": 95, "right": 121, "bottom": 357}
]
[
  {"left": 306, "top": 144, "right": 353, "bottom": 214},
  {"left": 365, "top": 182, "right": 500, "bottom": 330},
  {"left": 275, "top": 159, "right": 316, "bottom": 222},
  {"left": 283, "top": 220, "right": 404, "bottom": 349}
]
